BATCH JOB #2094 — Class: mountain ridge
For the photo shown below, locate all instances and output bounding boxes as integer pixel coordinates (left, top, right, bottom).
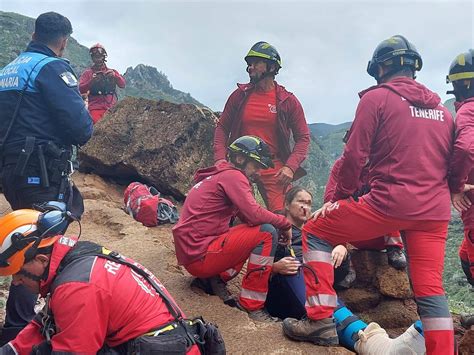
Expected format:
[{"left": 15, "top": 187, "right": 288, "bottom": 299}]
[{"left": 0, "top": 11, "right": 202, "bottom": 106}]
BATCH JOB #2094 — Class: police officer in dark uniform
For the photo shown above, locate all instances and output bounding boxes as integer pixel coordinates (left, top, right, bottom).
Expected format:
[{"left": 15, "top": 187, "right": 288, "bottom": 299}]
[{"left": 0, "top": 12, "right": 93, "bottom": 343}]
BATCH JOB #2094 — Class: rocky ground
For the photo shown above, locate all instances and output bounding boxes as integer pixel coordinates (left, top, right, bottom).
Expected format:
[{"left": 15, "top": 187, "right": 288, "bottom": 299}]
[
  {"left": 0, "top": 173, "right": 349, "bottom": 354},
  {"left": 0, "top": 172, "right": 472, "bottom": 354}
]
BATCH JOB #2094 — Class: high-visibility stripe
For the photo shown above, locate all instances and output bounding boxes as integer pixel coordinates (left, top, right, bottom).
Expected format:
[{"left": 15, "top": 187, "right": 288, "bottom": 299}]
[
  {"left": 248, "top": 253, "right": 273, "bottom": 266},
  {"left": 384, "top": 236, "right": 402, "bottom": 245},
  {"left": 223, "top": 268, "right": 238, "bottom": 278},
  {"left": 422, "top": 317, "right": 453, "bottom": 331},
  {"left": 447, "top": 71, "right": 474, "bottom": 83},
  {"left": 240, "top": 288, "right": 267, "bottom": 302},
  {"left": 306, "top": 294, "right": 337, "bottom": 308},
  {"left": 303, "top": 250, "right": 332, "bottom": 264}
]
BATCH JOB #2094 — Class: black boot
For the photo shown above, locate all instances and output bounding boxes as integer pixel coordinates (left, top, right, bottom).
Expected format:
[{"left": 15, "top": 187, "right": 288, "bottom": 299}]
[
  {"left": 191, "top": 277, "right": 236, "bottom": 307},
  {"left": 386, "top": 246, "right": 407, "bottom": 270}
]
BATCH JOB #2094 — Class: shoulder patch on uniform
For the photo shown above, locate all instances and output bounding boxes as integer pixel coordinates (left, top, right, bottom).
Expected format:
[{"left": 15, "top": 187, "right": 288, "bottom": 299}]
[{"left": 60, "top": 71, "right": 78, "bottom": 87}]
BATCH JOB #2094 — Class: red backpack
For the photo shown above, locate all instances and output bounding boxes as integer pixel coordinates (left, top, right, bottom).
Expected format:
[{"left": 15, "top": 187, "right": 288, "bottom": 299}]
[{"left": 124, "top": 182, "right": 179, "bottom": 227}]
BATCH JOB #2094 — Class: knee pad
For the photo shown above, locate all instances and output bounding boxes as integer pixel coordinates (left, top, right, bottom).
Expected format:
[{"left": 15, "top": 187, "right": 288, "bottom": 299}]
[
  {"left": 258, "top": 224, "right": 279, "bottom": 254},
  {"left": 306, "top": 232, "right": 333, "bottom": 253},
  {"left": 259, "top": 223, "right": 277, "bottom": 235},
  {"left": 260, "top": 224, "right": 279, "bottom": 242}
]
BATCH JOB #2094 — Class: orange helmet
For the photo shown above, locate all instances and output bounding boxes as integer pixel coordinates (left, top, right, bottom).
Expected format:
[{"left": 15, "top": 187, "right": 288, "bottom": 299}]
[
  {"left": 90, "top": 43, "right": 107, "bottom": 57},
  {"left": 0, "top": 206, "right": 68, "bottom": 276}
]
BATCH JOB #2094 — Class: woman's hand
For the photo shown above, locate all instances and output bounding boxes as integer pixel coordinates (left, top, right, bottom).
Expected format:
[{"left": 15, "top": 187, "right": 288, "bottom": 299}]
[
  {"left": 331, "top": 245, "right": 348, "bottom": 268},
  {"left": 272, "top": 257, "right": 301, "bottom": 275}
]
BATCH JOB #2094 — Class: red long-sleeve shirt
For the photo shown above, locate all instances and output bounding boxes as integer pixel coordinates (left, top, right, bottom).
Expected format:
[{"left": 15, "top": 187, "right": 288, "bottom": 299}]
[
  {"left": 213, "top": 82, "right": 310, "bottom": 179},
  {"left": 333, "top": 77, "right": 454, "bottom": 220},
  {"left": 451, "top": 98, "right": 474, "bottom": 228},
  {"left": 172, "top": 162, "right": 291, "bottom": 266}
]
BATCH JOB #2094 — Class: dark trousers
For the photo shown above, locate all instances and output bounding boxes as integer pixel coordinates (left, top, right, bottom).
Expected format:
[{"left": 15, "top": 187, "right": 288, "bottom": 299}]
[{"left": 0, "top": 164, "right": 83, "bottom": 344}]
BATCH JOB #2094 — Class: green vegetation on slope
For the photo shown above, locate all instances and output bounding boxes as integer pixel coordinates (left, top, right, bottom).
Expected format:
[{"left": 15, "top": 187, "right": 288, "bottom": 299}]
[
  {"left": 0, "top": 11, "right": 201, "bottom": 106},
  {"left": 305, "top": 124, "right": 472, "bottom": 313}
]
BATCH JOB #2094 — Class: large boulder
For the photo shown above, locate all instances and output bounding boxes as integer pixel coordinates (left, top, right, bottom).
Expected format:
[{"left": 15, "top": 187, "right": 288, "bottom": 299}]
[
  {"left": 338, "top": 250, "right": 418, "bottom": 330},
  {"left": 79, "top": 97, "right": 217, "bottom": 200}
]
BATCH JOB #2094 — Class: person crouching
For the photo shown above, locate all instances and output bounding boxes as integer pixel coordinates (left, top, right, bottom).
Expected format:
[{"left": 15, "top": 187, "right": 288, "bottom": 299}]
[{"left": 172, "top": 135, "right": 292, "bottom": 322}]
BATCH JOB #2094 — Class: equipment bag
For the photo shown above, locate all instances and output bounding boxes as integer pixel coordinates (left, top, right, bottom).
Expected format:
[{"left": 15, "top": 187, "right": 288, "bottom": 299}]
[{"left": 124, "top": 182, "right": 179, "bottom": 227}]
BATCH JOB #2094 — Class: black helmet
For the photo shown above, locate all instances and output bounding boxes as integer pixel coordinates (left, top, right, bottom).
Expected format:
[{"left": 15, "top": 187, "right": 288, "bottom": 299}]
[
  {"left": 228, "top": 136, "right": 274, "bottom": 169},
  {"left": 446, "top": 49, "right": 474, "bottom": 84},
  {"left": 367, "top": 35, "right": 422, "bottom": 80},
  {"left": 245, "top": 41, "right": 282, "bottom": 69}
]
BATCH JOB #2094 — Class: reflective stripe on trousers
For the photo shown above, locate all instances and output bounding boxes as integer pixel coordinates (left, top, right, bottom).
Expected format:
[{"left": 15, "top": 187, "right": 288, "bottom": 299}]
[{"left": 238, "top": 224, "right": 278, "bottom": 311}]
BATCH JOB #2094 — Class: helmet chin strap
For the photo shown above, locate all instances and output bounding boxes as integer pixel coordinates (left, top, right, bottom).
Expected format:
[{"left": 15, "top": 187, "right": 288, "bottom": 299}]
[
  {"left": 448, "top": 80, "right": 474, "bottom": 101},
  {"left": 233, "top": 157, "right": 248, "bottom": 170},
  {"left": 247, "top": 64, "right": 275, "bottom": 84},
  {"left": 17, "top": 268, "right": 44, "bottom": 282}
]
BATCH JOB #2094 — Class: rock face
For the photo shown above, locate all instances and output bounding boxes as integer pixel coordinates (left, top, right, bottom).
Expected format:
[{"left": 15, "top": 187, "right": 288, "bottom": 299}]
[
  {"left": 122, "top": 64, "right": 202, "bottom": 105},
  {"left": 79, "top": 97, "right": 217, "bottom": 200},
  {"left": 338, "top": 250, "right": 418, "bottom": 331},
  {"left": 459, "top": 328, "right": 474, "bottom": 355}
]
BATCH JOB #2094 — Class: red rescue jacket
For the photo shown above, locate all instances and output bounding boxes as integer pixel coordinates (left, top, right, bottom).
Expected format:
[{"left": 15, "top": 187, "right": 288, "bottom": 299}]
[
  {"left": 79, "top": 65, "right": 126, "bottom": 111},
  {"left": 451, "top": 98, "right": 474, "bottom": 228},
  {"left": 213, "top": 82, "right": 310, "bottom": 179},
  {"left": 9, "top": 237, "right": 198, "bottom": 354},
  {"left": 172, "top": 162, "right": 291, "bottom": 266},
  {"left": 333, "top": 77, "right": 454, "bottom": 220}
]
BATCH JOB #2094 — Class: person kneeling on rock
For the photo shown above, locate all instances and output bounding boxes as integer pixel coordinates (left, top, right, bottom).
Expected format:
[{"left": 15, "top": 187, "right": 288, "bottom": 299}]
[
  {"left": 264, "top": 186, "right": 425, "bottom": 353},
  {"left": 0, "top": 204, "right": 221, "bottom": 354},
  {"left": 172, "top": 135, "right": 292, "bottom": 323}
]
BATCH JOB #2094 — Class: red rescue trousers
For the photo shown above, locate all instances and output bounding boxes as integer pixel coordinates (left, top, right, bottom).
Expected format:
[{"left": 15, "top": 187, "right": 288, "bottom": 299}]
[
  {"left": 185, "top": 224, "right": 278, "bottom": 311},
  {"left": 302, "top": 198, "right": 453, "bottom": 355},
  {"left": 351, "top": 231, "right": 404, "bottom": 250},
  {"left": 255, "top": 160, "right": 290, "bottom": 213},
  {"left": 459, "top": 228, "right": 474, "bottom": 284},
  {"left": 90, "top": 109, "right": 108, "bottom": 124}
]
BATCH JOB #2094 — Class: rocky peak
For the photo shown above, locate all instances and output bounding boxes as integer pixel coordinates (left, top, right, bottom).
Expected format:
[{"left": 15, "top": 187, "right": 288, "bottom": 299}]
[
  {"left": 124, "top": 64, "right": 173, "bottom": 92},
  {"left": 122, "top": 64, "right": 202, "bottom": 105}
]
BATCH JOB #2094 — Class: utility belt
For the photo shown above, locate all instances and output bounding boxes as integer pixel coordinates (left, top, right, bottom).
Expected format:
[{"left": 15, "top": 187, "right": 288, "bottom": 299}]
[
  {"left": 1, "top": 137, "right": 73, "bottom": 188},
  {"left": 33, "top": 316, "right": 225, "bottom": 355},
  {"left": 128, "top": 317, "right": 225, "bottom": 354}
]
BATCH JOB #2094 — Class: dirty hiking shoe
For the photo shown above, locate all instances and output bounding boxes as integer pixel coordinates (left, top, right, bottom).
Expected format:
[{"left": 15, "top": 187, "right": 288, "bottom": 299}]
[
  {"left": 190, "top": 277, "right": 236, "bottom": 307},
  {"left": 235, "top": 302, "right": 280, "bottom": 323},
  {"left": 283, "top": 316, "right": 338, "bottom": 346},
  {"left": 386, "top": 246, "right": 407, "bottom": 270}
]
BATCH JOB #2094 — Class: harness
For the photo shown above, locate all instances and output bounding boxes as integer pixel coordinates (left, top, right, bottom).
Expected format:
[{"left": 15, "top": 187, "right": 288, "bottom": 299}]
[
  {"left": 89, "top": 70, "right": 117, "bottom": 96},
  {"left": 37, "top": 241, "right": 225, "bottom": 354}
]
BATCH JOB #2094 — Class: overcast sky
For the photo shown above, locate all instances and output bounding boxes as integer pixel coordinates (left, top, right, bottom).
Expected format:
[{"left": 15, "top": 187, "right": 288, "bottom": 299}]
[{"left": 2, "top": 0, "right": 473, "bottom": 124}]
